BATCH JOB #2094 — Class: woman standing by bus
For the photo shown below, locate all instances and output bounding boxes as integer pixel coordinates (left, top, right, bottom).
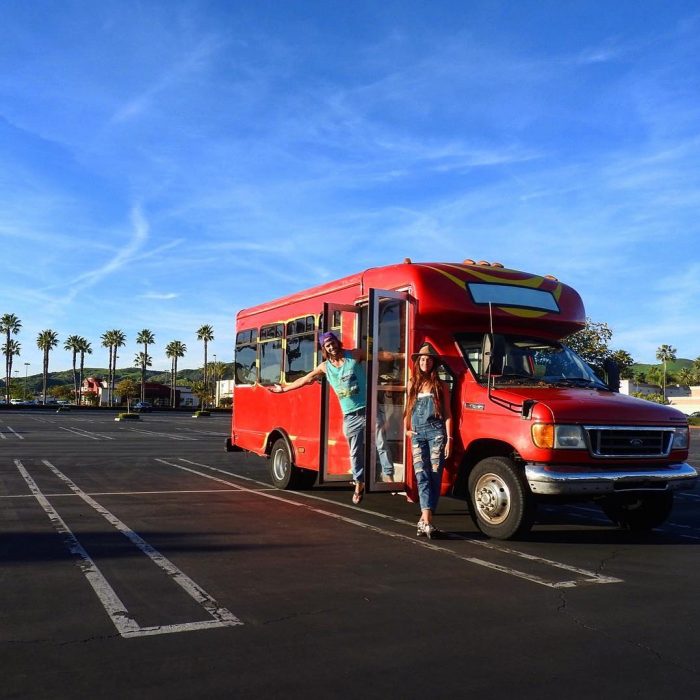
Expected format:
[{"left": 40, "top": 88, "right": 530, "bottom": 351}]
[{"left": 405, "top": 343, "right": 452, "bottom": 539}]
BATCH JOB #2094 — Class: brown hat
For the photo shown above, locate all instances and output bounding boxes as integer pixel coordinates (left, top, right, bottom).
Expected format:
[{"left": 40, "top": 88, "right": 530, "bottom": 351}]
[{"left": 411, "top": 342, "right": 442, "bottom": 362}]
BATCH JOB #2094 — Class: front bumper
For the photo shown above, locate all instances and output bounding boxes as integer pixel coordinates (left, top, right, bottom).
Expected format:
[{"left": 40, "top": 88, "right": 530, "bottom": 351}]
[{"left": 525, "top": 462, "right": 698, "bottom": 496}]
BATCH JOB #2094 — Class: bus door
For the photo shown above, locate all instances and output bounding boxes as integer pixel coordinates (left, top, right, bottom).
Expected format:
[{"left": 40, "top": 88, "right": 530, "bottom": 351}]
[
  {"left": 365, "top": 289, "right": 409, "bottom": 492},
  {"left": 319, "top": 304, "right": 360, "bottom": 483}
]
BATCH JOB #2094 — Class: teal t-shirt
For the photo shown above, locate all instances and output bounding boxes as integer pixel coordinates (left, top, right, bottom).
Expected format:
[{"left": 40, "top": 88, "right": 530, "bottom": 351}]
[{"left": 324, "top": 351, "right": 366, "bottom": 415}]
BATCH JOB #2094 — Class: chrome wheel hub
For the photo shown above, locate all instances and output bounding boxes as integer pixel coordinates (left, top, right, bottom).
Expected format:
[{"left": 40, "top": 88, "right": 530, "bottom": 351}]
[{"left": 474, "top": 473, "right": 511, "bottom": 525}]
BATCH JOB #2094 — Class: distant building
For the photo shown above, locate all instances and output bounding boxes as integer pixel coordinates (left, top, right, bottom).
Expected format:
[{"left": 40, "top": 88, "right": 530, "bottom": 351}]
[
  {"left": 620, "top": 379, "right": 700, "bottom": 415},
  {"left": 215, "top": 379, "right": 234, "bottom": 406},
  {"left": 667, "top": 386, "right": 700, "bottom": 416},
  {"left": 81, "top": 377, "right": 199, "bottom": 408}
]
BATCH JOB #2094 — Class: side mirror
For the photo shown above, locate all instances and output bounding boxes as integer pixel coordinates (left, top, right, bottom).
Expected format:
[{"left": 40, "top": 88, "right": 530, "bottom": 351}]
[
  {"left": 481, "top": 333, "right": 505, "bottom": 376},
  {"left": 603, "top": 358, "right": 620, "bottom": 393}
]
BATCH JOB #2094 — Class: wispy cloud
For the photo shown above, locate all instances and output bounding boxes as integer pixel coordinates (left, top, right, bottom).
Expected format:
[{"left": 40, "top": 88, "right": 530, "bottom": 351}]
[
  {"left": 49, "top": 204, "right": 150, "bottom": 307},
  {"left": 139, "top": 292, "right": 179, "bottom": 300},
  {"left": 108, "top": 35, "right": 227, "bottom": 124}
]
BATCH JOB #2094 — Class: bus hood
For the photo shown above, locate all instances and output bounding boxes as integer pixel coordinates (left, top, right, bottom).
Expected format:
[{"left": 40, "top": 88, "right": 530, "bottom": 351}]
[{"left": 494, "top": 387, "right": 688, "bottom": 425}]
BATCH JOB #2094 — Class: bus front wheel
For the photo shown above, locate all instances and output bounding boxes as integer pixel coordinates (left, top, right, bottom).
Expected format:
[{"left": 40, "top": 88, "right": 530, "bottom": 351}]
[{"left": 468, "top": 456, "right": 535, "bottom": 540}]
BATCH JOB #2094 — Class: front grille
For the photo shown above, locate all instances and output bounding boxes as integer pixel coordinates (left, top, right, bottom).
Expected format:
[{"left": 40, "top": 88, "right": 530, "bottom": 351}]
[{"left": 584, "top": 426, "right": 674, "bottom": 458}]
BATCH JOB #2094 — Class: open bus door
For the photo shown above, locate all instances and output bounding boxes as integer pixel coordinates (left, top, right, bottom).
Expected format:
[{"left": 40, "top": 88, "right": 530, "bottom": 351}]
[
  {"left": 319, "top": 292, "right": 409, "bottom": 491},
  {"left": 319, "top": 303, "right": 359, "bottom": 483},
  {"left": 366, "top": 289, "right": 409, "bottom": 492}
]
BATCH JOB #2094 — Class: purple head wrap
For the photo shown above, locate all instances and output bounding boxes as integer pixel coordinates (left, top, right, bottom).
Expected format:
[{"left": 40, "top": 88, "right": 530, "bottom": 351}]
[{"left": 318, "top": 331, "right": 339, "bottom": 347}]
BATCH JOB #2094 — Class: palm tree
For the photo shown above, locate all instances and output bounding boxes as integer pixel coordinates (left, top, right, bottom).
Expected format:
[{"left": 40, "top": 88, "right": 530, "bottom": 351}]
[
  {"left": 133, "top": 351, "right": 152, "bottom": 394},
  {"left": 190, "top": 380, "right": 211, "bottom": 410},
  {"left": 1, "top": 313, "right": 22, "bottom": 404},
  {"left": 196, "top": 324, "right": 214, "bottom": 407},
  {"left": 64, "top": 335, "right": 83, "bottom": 403},
  {"left": 101, "top": 330, "right": 114, "bottom": 404},
  {"left": 165, "top": 340, "right": 187, "bottom": 407},
  {"left": 656, "top": 344, "right": 677, "bottom": 402},
  {"left": 112, "top": 330, "right": 126, "bottom": 403},
  {"left": 36, "top": 330, "right": 59, "bottom": 404},
  {"left": 101, "top": 329, "right": 126, "bottom": 406},
  {"left": 1, "top": 339, "right": 21, "bottom": 399},
  {"left": 136, "top": 329, "right": 155, "bottom": 402},
  {"left": 677, "top": 367, "right": 695, "bottom": 388},
  {"left": 76, "top": 337, "right": 92, "bottom": 405}
]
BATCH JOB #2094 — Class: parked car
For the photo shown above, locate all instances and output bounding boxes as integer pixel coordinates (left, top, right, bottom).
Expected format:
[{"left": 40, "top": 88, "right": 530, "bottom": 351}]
[{"left": 133, "top": 401, "right": 153, "bottom": 413}]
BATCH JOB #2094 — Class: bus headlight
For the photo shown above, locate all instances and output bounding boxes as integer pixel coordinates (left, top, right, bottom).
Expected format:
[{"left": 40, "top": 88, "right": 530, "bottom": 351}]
[
  {"left": 672, "top": 426, "right": 689, "bottom": 450},
  {"left": 532, "top": 424, "right": 586, "bottom": 449}
]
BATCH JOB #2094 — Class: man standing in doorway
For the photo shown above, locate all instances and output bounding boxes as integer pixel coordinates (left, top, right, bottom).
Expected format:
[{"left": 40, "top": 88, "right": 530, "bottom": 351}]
[{"left": 270, "top": 331, "right": 394, "bottom": 504}]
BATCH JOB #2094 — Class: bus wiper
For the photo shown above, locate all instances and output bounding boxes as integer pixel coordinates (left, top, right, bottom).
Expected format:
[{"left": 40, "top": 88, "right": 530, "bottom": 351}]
[
  {"left": 550, "top": 377, "right": 599, "bottom": 388},
  {"left": 495, "top": 373, "right": 535, "bottom": 384}
]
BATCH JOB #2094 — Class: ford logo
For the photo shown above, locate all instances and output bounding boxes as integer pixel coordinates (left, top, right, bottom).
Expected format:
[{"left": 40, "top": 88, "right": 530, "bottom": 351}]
[{"left": 630, "top": 438, "right": 644, "bottom": 447}]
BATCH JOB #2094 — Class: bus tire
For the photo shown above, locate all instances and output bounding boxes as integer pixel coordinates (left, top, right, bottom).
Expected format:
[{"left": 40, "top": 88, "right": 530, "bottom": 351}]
[
  {"left": 468, "top": 456, "right": 535, "bottom": 540},
  {"left": 270, "top": 438, "right": 296, "bottom": 489},
  {"left": 600, "top": 492, "right": 673, "bottom": 532}
]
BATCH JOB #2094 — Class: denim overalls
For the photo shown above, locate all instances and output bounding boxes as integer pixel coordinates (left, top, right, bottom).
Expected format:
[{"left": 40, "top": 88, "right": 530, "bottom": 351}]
[{"left": 411, "top": 392, "right": 446, "bottom": 512}]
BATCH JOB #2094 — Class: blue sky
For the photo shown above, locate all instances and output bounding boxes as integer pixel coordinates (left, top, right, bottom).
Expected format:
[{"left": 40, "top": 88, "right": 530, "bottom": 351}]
[{"left": 1, "top": 1, "right": 699, "bottom": 374}]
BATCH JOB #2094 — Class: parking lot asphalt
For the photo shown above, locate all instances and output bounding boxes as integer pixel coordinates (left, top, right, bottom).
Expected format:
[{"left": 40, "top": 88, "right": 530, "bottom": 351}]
[{"left": 2, "top": 410, "right": 700, "bottom": 699}]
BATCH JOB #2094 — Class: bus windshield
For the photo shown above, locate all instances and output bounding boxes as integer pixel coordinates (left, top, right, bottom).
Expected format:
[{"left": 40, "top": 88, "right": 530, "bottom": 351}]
[{"left": 457, "top": 334, "right": 608, "bottom": 389}]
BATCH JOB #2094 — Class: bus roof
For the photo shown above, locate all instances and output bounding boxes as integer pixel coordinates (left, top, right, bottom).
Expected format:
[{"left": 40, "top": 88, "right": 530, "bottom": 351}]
[{"left": 237, "top": 260, "right": 586, "bottom": 338}]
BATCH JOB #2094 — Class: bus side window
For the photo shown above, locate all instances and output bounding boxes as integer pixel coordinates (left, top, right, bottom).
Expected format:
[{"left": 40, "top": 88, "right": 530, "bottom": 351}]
[
  {"left": 234, "top": 329, "right": 258, "bottom": 385},
  {"left": 285, "top": 315, "right": 316, "bottom": 382},
  {"left": 259, "top": 323, "right": 284, "bottom": 386},
  {"left": 438, "top": 365, "right": 455, "bottom": 395}
]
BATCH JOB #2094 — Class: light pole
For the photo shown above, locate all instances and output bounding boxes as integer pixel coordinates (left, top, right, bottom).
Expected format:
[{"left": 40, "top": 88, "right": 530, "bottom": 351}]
[
  {"left": 115, "top": 354, "right": 119, "bottom": 406},
  {"left": 24, "top": 362, "right": 30, "bottom": 401},
  {"left": 213, "top": 354, "right": 217, "bottom": 407}
]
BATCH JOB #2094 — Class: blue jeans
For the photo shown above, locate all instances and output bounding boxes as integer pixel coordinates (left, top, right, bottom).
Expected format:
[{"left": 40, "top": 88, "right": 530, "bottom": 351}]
[
  {"left": 343, "top": 410, "right": 365, "bottom": 483},
  {"left": 343, "top": 408, "right": 395, "bottom": 483},
  {"left": 411, "top": 423, "right": 445, "bottom": 512},
  {"left": 375, "top": 403, "right": 394, "bottom": 477}
]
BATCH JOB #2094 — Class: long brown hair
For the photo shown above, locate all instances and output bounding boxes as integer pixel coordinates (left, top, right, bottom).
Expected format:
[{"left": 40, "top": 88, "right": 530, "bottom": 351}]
[{"left": 404, "top": 355, "right": 443, "bottom": 422}]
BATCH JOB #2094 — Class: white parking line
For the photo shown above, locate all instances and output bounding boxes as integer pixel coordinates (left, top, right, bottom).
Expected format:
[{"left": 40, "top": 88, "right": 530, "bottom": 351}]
[
  {"left": 59, "top": 426, "right": 115, "bottom": 441},
  {"left": 119, "top": 427, "right": 198, "bottom": 441},
  {"left": 15, "top": 459, "right": 242, "bottom": 637},
  {"left": 0, "top": 425, "right": 24, "bottom": 440},
  {"left": 158, "top": 458, "right": 623, "bottom": 589}
]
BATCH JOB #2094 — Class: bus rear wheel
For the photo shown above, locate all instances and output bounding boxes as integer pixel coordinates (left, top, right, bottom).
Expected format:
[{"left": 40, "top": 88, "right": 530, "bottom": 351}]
[
  {"left": 468, "top": 456, "right": 535, "bottom": 540},
  {"left": 600, "top": 492, "right": 673, "bottom": 532},
  {"left": 269, "top": 438, "right": 316, "bottom": 490}
]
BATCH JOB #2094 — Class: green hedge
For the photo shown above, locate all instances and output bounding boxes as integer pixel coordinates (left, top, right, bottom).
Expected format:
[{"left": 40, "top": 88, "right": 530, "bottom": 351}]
[{"left": 115, "top": 412, "right": 140, "bottom": 421}]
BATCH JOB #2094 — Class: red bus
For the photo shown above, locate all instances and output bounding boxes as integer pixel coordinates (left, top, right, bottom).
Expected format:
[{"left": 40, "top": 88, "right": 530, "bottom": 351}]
[{"left": 228, "top": 259, "right": 696, "bottom": 539}]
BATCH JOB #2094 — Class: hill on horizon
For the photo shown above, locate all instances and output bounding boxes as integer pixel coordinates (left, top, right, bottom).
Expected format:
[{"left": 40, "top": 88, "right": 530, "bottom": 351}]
[
  {"left": 2, "top": 364, "right": 233, "bottom": 392},
  {"left": 631, "top": 358, "right": 694, "bottom": 374}
]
